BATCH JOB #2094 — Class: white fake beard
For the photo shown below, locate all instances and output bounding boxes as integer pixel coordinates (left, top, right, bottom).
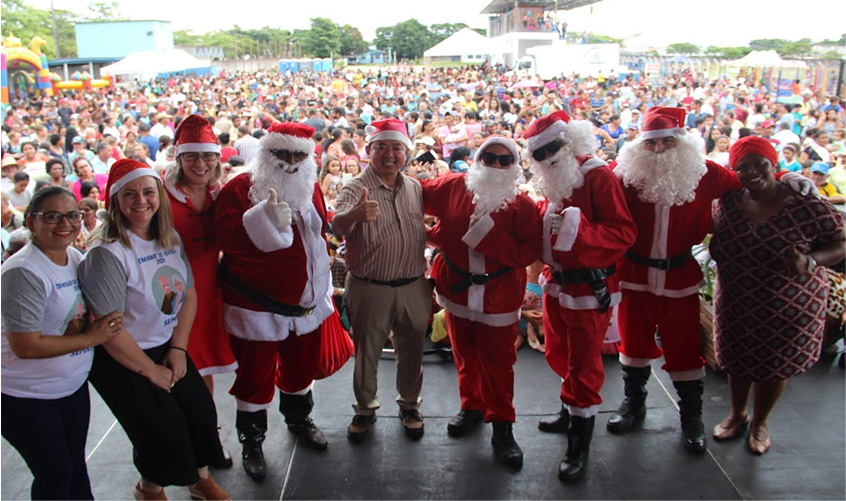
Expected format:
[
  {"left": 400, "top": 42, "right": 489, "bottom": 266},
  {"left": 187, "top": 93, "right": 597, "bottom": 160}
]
[
  {"left": 616, "top": 133, "right": 707, "bottom": 207},
  {"left": 465, "top": 161, "right": 523, "bottom": 215},
  {"left": 248, "top": 151, "right": 318, "bottom": 211},
  {"left": 529, "top": 144, "right": 584, "bottom": 205}
]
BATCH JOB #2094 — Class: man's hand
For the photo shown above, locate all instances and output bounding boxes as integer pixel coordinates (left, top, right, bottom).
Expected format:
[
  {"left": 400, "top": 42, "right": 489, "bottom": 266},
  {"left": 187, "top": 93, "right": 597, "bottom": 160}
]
[
  {"left": 265, "top": 188, "right": 292, "bottom": 229},
  {"left": 549, "top": 214, "right": 562, "bottom": 235},
  {"left": 353, "top": 187, "right": 379, "bottom": 223}
]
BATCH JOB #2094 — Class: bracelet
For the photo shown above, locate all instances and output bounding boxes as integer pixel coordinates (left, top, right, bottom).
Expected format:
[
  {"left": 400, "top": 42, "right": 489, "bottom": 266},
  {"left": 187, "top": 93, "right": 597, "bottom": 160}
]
[{"left": 169, "top": 346, "right": 188, "bottom": 354}]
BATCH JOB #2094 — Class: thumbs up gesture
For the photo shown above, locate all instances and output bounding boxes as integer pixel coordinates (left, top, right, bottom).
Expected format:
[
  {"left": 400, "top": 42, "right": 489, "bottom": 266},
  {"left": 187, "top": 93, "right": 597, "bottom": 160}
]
[
  {"left": 265, "top": 188, "right": 292, "bottom": 229},
  {"left": 355, "top": 187, "right": 379, "bottom": 223}
]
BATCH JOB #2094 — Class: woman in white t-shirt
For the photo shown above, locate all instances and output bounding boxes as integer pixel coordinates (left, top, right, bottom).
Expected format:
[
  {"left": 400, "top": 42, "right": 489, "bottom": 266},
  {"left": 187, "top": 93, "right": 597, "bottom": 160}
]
[
  {"left": 1, "top": 186, "right": 122, "bottom": 499},
  {"left": 77, "top": 160, "right": 229, "bottom": 501}
]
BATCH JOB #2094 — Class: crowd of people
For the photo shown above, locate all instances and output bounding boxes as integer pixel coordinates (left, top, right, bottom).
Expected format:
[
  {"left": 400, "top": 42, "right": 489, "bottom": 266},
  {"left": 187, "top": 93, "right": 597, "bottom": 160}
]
[{"left": 2, "top": 63, "right": 845, "bottom": 498}]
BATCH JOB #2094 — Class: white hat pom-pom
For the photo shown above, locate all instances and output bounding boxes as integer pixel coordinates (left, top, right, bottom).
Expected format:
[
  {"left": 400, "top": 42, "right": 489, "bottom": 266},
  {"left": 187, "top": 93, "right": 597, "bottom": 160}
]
[{"left": 96, "top": 208, "right": 109, "bottom": 221}]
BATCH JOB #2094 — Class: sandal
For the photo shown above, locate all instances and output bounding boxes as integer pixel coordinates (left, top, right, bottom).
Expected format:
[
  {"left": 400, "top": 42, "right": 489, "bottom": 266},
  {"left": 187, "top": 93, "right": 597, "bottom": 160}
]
[
  {"left": 188, "top": 476, "right": 230, "bottom": 501},
  {"left": 747, "top": 425, "right": 771, "bottom": 455},
  {"left": 134, "top": 481, "right": 168, "bottom": 501},
  {"left": 712, "top": 414, "right": 751, "bottom": 441}
]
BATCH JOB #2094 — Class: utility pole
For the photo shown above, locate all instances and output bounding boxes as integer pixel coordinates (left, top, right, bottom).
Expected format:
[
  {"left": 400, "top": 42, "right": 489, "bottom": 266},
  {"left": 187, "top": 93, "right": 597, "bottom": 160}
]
[{"left": 50, "top": 0, "right": 61, "bottom": 58}]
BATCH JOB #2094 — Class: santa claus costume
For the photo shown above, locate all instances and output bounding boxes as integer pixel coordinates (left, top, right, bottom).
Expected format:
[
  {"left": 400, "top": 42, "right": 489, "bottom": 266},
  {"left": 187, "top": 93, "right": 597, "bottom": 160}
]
[
  {"left": 527, "top": 110, "right": 637, "bottom": 482},
  {"left": 164, "top": 116, "right": 237, "bottom": 379},
  {"left": 214, "top": 122, "right": 335, "bottom": 479},
  {"left": 610, "top": 107, "right": 741, "bottom": 453},
  {"left": 421, "top": 135, "right": 542, "bottom": 469}
]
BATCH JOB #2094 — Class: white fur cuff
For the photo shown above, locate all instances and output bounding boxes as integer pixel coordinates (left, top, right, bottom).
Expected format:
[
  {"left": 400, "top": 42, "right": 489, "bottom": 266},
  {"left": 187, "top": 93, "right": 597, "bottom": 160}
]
[
  {"left": 553, "top": 207, "right": 581, "bottom": 252},
  {"left": 461, "top": 214, "right": 495, "bottom": 249},
  {"left": 243, "top": 201, "right": 294, "bottom": 252}
]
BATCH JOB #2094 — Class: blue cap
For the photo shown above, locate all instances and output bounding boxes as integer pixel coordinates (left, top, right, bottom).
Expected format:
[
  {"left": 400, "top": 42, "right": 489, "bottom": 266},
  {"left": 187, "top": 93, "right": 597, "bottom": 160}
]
[{"left": 810, "top": 162, "right": 830, "bottom": 175}]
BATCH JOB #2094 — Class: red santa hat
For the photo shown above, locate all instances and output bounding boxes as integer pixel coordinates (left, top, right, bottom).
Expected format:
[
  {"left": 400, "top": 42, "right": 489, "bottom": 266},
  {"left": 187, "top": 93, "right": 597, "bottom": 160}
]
[
  {"left": 474, "top": 135, "right": 520, "bottom": 166},
  {"left": 259, "top": 122, "right": 316, "bottom": 153},
  {"left": 104, "top": 158, "right": 159, "bottom": 209},
  {"left": 640, "top": 107, "right": 686, "bottom": 140},
  {"left": 523, "top": 110, "right": 595, "bottom": 156},
  {"left": 729, "top": 136, "right": 778, "bottom": 170},
  {"left": 174, "top": 114, "right": 220, "bottom": 156},
  {"left": 365, "top": 119, "right": 413, "bottom": 149}
]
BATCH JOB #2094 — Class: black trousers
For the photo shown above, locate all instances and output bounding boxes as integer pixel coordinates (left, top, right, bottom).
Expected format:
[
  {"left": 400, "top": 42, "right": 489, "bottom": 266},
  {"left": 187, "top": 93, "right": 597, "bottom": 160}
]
[
  {"left": 89, "top": 343, "right": 220, "bottom": 487},
  {"left": 2, "top": 383, "right": 94, "bottom": 500}
]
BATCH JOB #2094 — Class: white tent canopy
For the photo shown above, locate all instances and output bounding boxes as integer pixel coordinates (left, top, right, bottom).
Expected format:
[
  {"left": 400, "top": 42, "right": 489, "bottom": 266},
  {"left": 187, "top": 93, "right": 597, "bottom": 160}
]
[
  {"left": 101, "top": 49, "right": 212, "bottom": 80},
  {"left": 424, "top": 28, "right": 498, "bottom": 60},
  {"left": 726, "top": 50, "right": 806, "bottom": 69}
]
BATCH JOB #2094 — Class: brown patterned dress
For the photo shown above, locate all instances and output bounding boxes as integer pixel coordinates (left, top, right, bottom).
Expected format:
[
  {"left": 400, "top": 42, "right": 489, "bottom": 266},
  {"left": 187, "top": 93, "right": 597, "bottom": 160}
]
[{"left": 711, "top": 191, "right": 844, "bottom": 381}]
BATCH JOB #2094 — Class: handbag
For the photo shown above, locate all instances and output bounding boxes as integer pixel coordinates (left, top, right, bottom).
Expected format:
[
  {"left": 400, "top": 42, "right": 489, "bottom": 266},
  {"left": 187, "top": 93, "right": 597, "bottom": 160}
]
[{"left": 314, "top": 306, "right": 354, "bottom": 380}]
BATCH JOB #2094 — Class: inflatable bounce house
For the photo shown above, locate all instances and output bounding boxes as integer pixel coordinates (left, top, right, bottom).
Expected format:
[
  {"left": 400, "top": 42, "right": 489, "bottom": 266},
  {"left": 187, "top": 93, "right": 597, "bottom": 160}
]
[{"left": 1, "top": 33, "right": 53, "bottom": 103}]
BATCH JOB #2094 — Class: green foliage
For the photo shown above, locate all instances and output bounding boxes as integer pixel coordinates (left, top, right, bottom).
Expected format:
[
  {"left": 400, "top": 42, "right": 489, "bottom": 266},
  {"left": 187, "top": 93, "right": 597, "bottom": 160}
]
[
  {"left": 85, "top": 2, "right": 125, "bottom": 21},
  {"left": 375, "top": 18, "right": 466, "bottom": 60},
  {"left": 749, "top": 38, "right": 813, "bottom": 57},
  {"left": 301, "top": 18, "right": 342, "bottom": 58},
  {"left": 667, "top": 42, "right": 700, "bottom": 55},
  {"left": 429, "top": 23, "right": 468, "bottom": 45},
  {"left": 705, "top": 46, "right": 752, "bottom": 59},
  {"left": 1, "top": 0, "right": 79, "bottom": 58},
  {"left": 339, "top": 25, "right": 367, "bottom": 56}
]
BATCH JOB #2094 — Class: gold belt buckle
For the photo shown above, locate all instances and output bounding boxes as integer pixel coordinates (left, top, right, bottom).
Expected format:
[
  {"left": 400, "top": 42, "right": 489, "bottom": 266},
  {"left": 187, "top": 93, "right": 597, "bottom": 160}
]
[{"left": 303, "top": 305, "right": 316, "bottom": 317}]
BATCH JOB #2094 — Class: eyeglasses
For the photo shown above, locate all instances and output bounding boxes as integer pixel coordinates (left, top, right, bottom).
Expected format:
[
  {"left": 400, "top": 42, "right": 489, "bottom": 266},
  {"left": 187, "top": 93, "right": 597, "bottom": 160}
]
[
  {"left": 479, "top": 152, "right": 515, "bottom": 167},
  {"left": 268, "top": 149, "right": 309, "bottom": 163},
  {"left": 531, "top": 141, "right": 564, "bottom": 162},
  {"left": 32, "top": 211, "right": 83, "bottom": 224},
  {"left": 181, "top": 152, "right": 220, "bottom": 163}
]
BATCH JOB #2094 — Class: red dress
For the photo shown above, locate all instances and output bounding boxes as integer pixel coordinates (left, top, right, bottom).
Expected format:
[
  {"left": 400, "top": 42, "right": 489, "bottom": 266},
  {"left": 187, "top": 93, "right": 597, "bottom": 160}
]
[
  {"left": 711, "top": 191, "right": 844, "bottom": 381},
  {"left": 165, "top": 178, "right": 237, "bottom": 376}
]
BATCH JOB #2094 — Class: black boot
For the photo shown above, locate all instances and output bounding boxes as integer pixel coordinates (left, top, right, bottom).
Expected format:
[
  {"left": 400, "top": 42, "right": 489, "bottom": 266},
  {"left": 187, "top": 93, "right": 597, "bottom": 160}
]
[
  {"left": 279, "top": 390, "right": 328, "bottom": 451},
  {"left": 447, "top": 410, "right": 483, "bottom": 437},
  {"left": 559, "top": 415, "right": 594, "bottom": 482},
  {"left": 673, "top": 380, "right": 707, "bottom": 453},
  {"left": 607, "top": 365, "right": 651, "bottom": 433},
  {"left": 236, "top": 410, "right": 267, "bottom": 479},
  {"left": 538, "top": 404, "right": 570, "bottom": 433},
  {"left": 491, "top": 422, "right": 523, "bottom": 470}
]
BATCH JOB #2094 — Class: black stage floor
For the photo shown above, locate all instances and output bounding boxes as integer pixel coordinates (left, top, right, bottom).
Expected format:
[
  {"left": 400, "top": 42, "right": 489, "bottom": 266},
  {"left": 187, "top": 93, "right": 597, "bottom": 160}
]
[{"left": 2, "top": 346, "right": 844, "bottom": 500}]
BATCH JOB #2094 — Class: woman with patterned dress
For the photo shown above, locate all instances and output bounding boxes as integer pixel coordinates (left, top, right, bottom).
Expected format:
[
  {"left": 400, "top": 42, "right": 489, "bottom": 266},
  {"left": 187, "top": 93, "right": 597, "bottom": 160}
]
[{"left": 710, "top": 136, "right": 845, "bottom": 455}]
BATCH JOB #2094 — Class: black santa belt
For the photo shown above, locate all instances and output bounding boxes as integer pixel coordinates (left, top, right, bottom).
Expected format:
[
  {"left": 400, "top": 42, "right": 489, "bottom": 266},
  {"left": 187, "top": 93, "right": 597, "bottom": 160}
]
[
  {"left": 443, "top": 254, "right": 512, "bottom": 294},
  {"left": 625, "top": 250, "right": 692, "bottom": 271},
  {"left": 219, "top": 263, "right": 315, "bottom": 317},
  {"left": 552, "top": 264, "right": 616, "bottom": 313}
]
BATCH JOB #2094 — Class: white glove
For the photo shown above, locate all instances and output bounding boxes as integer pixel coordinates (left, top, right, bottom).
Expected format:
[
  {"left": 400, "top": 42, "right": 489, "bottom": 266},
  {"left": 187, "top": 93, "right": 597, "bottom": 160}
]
[
  {"left": 781, "top": 171, "right": 817, "bottom": 197},
  {"left": 549, "top": 214, "right": 562, "bottom": 235},
  {"left": 265, "top": 189, "right": 292, "bottom": 229}
]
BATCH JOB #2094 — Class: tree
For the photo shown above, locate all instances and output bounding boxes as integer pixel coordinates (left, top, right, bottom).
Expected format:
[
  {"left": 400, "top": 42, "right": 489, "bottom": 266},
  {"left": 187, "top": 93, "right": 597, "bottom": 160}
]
[
  {"left": 301, "top": 17, "right": 341, "bottom": 58},
  {"left": 667, "top": 42, "right": 700, "bottom": 55},
  {"left": 1, "top": 0, "right": 79, "bottom": 57},
  {"left": 429, "top": 23, "right": 467, "bottom": 45},
  {"left": 374, "top": 19, "right": 430, "bottom": 60},
  {"left": 749, "top": 38, "right": 812, "bottom": 57},
  {"left": 339, "top": 24, "right": 367, "bottom": 56},
  {"left": 705, "top": 46, "right": 752, "bottom": 59},
  {"left": 85, "top": 2, "right": 125, "bottom": 21}
]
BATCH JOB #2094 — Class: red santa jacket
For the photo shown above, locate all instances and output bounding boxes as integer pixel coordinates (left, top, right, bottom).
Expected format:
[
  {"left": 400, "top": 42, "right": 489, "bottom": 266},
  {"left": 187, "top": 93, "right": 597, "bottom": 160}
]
[
  {"left": 422, "top": 173, "right": 542, "bottom": 326},
  {"left": 538, "top": 157, "right": 637, "bottom": 310},
  {"left": 214, "top": 172, "right": 333, "bottom": 341},
  {"left": 615, "top": 159, "right": 740, "bottom": 297}
]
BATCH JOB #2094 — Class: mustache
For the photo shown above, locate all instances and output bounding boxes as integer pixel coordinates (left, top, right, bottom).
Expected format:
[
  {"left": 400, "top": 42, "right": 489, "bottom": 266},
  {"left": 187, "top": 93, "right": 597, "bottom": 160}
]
[{"left": 276, "top": 161, "right": 300, "bottom": 174}]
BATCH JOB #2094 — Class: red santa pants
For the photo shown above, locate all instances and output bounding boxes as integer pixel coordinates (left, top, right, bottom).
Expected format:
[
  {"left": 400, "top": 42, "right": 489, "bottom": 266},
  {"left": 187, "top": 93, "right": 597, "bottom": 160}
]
[
  {"left": 445, "top": 312, "right": 518, "bottom": 423},
  {"left": 617, "top": 290, "right": 704, "bottom": 376},
  {"left": 542, "top": 296, "right": 609, "bottom": 411},
  {"left": 228, "top": 326, "right": 322, "bottom": 407}
]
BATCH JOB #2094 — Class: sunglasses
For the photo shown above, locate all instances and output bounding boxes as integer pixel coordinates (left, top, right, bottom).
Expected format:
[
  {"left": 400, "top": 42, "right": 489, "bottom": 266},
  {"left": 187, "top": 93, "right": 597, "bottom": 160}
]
[
  {"left": 479, "top": 152, "right": 515, "bottom": 167},
  {"left": 32, "top": 211, "right": 83, "bottom": 224},
  {"left": 268, "top": 149, "right": 309, "bottom": 163},
  {"left": 531, "top": 141, "right": 564, "bottom": 162}
]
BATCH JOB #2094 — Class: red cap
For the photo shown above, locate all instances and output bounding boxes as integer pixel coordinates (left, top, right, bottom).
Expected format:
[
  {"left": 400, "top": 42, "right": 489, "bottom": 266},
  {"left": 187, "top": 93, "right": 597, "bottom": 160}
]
[
  {"left": 640, "top": 107, "right": 686, "bottom": 140},
  {"left": 523, "top": 110, "right": 571, "bottom": 151},
  {"left": 761, "top": 119, "right": 775, "bottom": 128},
  {"left": 729, "top": 136, "right": 778, "bottom": 170},
  {"left": 365, "top": 119, "right": 412, "bottom": 149},
  {"left": 174, "top": 115, "right": 220, "bottom": 156},
  {"left": 260, "top": 122, "right": 316, "bottom": 153},
  {"left": 104, "top": 159, "right": 159, "bottom": 209}
]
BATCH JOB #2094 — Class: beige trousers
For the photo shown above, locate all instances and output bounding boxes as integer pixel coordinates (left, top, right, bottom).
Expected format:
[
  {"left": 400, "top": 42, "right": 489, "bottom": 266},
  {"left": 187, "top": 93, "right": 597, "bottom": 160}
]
[{"left": 345, "top": 274, "right": 432, "bottom": 416}]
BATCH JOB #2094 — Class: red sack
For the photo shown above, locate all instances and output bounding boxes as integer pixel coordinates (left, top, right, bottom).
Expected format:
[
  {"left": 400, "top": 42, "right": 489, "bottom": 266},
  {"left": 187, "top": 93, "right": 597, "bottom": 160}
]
[{"left": 315, "top": 307, "right": 353, "bottom": 380}]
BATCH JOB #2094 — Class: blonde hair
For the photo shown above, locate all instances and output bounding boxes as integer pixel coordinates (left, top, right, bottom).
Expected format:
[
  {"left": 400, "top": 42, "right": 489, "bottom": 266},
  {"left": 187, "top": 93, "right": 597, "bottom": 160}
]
[{"left": 89, "top": 177, "right": 180, "bottom": 249}]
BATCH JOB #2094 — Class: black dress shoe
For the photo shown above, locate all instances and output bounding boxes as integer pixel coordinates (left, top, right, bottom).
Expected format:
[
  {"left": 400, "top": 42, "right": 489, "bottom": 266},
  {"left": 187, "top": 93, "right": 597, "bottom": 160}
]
[
  {"left": 491, "top": 422, "right": 523, "bottom": 470},
  {"left": 447, "top": 410, "right": 483, "bottom": 437},
  {"left": 538, "top": 406, "right": 570, "bottom": 433},
  {"left": 242, "top": 443, "right": 267, "bottom": 479},
  {"left": 288, "top": 418, "right": 328, "bottom": 450}
]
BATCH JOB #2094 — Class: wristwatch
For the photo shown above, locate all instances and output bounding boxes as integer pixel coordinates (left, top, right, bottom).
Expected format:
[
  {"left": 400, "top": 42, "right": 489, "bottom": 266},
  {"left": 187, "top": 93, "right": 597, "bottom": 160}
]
[{"left": 806, "top": 254, "right": 817, "bottom": 273}]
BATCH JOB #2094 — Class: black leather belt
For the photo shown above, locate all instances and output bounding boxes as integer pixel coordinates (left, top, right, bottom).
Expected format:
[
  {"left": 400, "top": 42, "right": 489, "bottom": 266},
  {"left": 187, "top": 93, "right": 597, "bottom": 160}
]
[
  {"left": 625, "top": 250, "right": 692, "bottom": 271},
  {"left": 219, "top": 263, "right": 315, "bottom": 317},
  {"left": 552, "top": 264, "right": 616, "bottom": 313},
  {"left": 443, "top": 254, "right": 512, "bottom": 294},
  {"left": 353, "top": 274, "right": 422, "bottom": 288}
]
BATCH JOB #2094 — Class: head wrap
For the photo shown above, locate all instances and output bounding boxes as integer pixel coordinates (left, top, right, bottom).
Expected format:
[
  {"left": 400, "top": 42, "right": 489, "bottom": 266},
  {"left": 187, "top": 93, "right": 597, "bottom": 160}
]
[{"left": 729, "top": 136, "right": 778, "bottom": 170}]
